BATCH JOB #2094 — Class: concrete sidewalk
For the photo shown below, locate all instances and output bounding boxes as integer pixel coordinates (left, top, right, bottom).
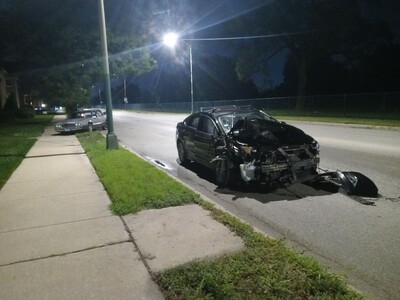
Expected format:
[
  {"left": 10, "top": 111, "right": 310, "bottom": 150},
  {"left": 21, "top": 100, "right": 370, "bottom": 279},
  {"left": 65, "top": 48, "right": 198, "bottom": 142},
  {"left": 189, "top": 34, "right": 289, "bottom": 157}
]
[{"left": 0, "top": 116, "right": 243, "bottom": 299}]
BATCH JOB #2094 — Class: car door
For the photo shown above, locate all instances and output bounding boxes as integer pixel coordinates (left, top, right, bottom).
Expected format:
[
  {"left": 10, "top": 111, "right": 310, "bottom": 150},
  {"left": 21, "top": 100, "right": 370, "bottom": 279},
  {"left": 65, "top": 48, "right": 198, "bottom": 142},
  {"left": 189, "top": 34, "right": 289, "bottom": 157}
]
[
  {"left": 194, "top": 116, "right": 218, "bottom": 167},
  {"left": 181, "top": 115, "right": 199, "bottom": 161},
  {"left": 90, "top": 110, "right": 103, "bottom": 128}
]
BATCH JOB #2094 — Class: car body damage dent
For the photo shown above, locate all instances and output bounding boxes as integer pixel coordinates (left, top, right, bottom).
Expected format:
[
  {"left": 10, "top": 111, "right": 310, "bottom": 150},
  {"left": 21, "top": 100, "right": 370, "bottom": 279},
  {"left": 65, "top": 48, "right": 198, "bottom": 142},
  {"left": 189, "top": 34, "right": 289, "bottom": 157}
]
[{"left": 214, "top": 115, "right": 320, "bottom": 188}]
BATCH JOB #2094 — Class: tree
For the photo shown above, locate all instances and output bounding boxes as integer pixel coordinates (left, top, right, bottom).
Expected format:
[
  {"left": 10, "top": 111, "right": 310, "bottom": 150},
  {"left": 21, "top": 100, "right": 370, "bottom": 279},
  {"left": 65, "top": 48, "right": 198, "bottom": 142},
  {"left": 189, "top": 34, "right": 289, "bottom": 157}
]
[
  {"left": 0, "top": 0, "right": 156, "bottom": 108},
  {"left": 194, "top": 55, "right": 259, "bottom": 101},
  {"left": 145, "top": 52, "right": 259, "bottom": 103},
  {"left": 230, "top": 0, "right": 395, "bottom": 109}
]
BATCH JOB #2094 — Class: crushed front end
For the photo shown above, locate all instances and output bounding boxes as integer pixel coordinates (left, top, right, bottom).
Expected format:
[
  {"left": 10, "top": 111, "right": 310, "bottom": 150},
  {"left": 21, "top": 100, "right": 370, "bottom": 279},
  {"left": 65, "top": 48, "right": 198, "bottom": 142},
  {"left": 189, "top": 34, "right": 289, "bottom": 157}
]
[
  {"left": 232, "top": 141, "right": 320, "bottom": 187},
  {"left": 218, "top": 116, "right": 320, "bottom": 187}
]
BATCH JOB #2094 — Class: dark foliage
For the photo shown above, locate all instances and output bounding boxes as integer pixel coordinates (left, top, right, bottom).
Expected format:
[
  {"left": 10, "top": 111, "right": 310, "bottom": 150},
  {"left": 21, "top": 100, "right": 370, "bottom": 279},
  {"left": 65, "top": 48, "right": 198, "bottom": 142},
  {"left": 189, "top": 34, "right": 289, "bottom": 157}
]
[
  {"left": 0, "top": 0, "right": 156, "bottom": 107},
  {"left": 15, "top": 107, "right": 35, "bottom": 119}
]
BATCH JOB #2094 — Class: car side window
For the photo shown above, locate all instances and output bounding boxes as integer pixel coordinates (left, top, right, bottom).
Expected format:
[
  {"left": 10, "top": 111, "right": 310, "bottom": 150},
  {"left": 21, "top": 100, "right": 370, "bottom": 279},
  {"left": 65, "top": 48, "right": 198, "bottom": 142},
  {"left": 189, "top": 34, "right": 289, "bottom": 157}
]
[
  {"left": 219, "top": 116, "right": 233, "bottom": 132},
  {"left": 187, "top": 116, "right": 199, "bottom": 129},
  {"left": 198, "top": 117, "right": 216, "bottom": 135}
]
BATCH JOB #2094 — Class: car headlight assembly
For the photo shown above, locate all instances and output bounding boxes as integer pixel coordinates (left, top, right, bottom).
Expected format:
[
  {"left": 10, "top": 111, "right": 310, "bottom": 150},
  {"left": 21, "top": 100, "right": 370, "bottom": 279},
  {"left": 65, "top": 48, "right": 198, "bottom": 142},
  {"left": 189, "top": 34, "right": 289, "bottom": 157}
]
[{"left": 311, "top": 140, "right": 320, "bottom": 153}]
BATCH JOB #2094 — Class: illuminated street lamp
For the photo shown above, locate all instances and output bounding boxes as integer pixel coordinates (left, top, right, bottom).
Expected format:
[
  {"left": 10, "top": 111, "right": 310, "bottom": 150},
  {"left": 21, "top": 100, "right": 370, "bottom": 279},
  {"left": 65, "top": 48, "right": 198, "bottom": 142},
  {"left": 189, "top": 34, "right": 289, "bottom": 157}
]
[
  {"left": 163, "top": 32, "right": 194, "bottom": 113},
  {"left": 163, "top": 32, "right": 179, "bottom": 48}
]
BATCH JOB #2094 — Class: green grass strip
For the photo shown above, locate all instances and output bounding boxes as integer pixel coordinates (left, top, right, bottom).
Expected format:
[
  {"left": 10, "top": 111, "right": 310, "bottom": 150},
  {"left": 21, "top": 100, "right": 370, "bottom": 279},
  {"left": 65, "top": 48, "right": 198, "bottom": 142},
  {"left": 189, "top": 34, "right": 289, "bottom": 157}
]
[
  {"left": 157, "top": 204, "right": 362, "bottom": 299},
  {"left": 77, "top": 131, "right": 362, "bottom": 299},
  {"left": 77, "top": 132, "right": 201, "bottom": 214},
  {"left": 277, "top": 116, "right": 400, "bottom": 127},
  {"left": 266, "top": 110, "right": 400, "bottom": 127}
]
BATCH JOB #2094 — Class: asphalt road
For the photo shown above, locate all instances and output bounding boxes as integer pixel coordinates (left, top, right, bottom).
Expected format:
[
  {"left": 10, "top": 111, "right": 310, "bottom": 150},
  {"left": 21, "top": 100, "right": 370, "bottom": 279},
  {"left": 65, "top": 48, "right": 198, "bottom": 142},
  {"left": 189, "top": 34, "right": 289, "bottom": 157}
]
[{"left": 113, "top": 110, "right": 400, "bottom": 299}]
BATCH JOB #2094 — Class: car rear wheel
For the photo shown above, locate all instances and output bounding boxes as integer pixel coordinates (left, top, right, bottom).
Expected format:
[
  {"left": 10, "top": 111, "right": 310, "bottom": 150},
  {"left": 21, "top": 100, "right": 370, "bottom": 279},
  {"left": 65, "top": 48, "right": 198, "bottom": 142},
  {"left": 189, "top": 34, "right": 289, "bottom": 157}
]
[
  {"left": 215, "top": 157, "right": 233, "bottom": 188},
  {"left": 177, "top": 141, "right": 188, "bottom": 164}
]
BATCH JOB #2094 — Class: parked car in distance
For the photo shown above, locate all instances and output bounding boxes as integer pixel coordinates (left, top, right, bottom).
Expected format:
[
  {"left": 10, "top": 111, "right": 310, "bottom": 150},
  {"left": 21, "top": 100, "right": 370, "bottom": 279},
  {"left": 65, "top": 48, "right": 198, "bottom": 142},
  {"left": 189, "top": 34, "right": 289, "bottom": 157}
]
[
  {"left": 54, "top": 109, "right": 107, "bottom": 133},
  {"left": 34, "top": 106, "right": 48, "bottom": 114},
  {"left": 176, "top": 105, "right": 320, "bottom": 188}
]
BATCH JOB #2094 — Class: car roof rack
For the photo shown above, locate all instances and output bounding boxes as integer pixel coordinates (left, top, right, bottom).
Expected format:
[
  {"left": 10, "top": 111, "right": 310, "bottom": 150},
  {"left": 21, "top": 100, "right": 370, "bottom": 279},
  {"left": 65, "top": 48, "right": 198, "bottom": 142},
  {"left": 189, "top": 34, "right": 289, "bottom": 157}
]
[{"left": 200, "top": 105, "right": 254, "bottom": 113}]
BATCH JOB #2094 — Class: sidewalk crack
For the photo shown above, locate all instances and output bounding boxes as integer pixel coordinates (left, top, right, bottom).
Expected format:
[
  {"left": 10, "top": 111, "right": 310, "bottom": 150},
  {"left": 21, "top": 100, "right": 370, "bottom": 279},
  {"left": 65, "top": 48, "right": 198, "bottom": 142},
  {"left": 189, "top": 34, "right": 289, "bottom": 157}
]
[
  {"left": 26, "top": 152, "right": 85, "bottom": 159},
  {"left": 0, "top": 215, "right": 114, "bottom": 234},
  {"left": 0, "top": 241, "right": 131, "bottom": 268}
]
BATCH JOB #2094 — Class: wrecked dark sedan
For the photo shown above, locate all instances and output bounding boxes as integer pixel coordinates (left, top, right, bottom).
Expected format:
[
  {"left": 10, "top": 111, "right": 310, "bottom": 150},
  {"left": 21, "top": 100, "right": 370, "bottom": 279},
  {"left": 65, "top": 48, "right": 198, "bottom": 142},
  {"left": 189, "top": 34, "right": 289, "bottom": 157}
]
[{"left": 176, "top": 106, "right": 320, "bottom": 188}]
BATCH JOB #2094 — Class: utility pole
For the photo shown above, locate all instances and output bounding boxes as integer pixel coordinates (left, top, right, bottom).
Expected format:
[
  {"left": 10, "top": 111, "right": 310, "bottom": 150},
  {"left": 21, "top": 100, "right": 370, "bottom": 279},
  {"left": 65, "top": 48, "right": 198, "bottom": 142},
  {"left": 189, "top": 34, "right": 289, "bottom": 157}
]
[
  {"left": 123, "top": 78, "right": 128, "bottom": 110},
  {"left": 98, "top": 0, "right": 118, "bottom": 149}
]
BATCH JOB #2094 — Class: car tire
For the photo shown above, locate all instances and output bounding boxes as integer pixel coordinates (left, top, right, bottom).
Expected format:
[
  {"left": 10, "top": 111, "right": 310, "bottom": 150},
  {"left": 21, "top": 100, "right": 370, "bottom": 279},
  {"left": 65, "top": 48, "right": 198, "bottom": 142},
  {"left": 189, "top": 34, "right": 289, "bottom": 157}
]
[
  {"left": 102, "top": 122, "right": 107, "bottom": 130},
  {"left": 177, "top": 141, "right": 188, "bottom": 164},
  {"left": 215, "top": 157, "right": 233, "bottom": 188},
  {"left": 88, "top": 123, "right": 93, "bottom": 132}
]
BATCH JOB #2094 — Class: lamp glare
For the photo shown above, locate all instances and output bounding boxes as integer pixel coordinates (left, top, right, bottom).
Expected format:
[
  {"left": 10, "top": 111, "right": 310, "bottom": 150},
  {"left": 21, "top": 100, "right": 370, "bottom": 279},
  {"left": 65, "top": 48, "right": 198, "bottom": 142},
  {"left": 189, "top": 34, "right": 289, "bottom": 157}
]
[{"left": 163, "top": 32, "right": 178, "bottom": 48}]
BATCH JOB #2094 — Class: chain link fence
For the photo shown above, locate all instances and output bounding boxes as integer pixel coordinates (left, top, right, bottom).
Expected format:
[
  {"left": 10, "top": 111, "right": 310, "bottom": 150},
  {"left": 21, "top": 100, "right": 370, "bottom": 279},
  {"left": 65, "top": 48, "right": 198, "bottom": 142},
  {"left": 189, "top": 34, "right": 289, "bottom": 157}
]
[{"left": 113, "top": 92, "right": 400, "bottom": 117}]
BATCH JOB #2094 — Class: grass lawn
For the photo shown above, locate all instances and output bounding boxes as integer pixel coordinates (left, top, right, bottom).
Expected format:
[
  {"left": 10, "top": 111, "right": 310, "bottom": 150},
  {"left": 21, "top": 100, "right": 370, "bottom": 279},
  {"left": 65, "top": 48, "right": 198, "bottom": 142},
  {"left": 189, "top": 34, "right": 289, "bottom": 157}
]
[
  {"left": 267, "top": 111, "right": 400, "bottom": 127},
  {"left": 0, "top": 115, "right": 54, "bottom": 189},
  {"left": 77, "top": 132, "right": 201, "bottom": 214},
  {"left": 277, "top": 115, "right": 400, "bottom": 127},
  {"left": 77, "top": 131, "right": 363, "bottom": 299}
]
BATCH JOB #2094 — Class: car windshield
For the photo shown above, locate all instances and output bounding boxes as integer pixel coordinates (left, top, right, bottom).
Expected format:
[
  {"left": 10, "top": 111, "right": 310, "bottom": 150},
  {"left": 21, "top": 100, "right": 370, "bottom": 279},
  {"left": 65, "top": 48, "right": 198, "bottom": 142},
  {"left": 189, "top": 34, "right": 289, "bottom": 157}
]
[
  {"left": 70, "top": 111, "right": 92, "bottom": 119},
  {"left": 217, "top": 111, "right": 276, "bottom": 133}
]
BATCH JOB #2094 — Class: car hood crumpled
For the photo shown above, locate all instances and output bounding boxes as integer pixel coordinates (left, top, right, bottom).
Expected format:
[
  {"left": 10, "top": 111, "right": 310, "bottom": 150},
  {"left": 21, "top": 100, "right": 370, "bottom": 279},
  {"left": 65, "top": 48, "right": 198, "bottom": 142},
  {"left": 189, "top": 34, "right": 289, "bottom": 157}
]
[{"left": 229, "top": 118, "right": 314, "bottom": 146}]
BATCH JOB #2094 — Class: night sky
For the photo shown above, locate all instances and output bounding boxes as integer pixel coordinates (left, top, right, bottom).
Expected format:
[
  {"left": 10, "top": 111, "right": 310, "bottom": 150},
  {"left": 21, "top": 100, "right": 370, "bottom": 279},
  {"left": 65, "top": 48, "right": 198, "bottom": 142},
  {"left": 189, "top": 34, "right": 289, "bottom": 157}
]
[
  {"left": 3, "top": 1, "right": 397, "bottom": 68},
  {"left": 1, "top": 0, "right": 399, "bottom": 103}
]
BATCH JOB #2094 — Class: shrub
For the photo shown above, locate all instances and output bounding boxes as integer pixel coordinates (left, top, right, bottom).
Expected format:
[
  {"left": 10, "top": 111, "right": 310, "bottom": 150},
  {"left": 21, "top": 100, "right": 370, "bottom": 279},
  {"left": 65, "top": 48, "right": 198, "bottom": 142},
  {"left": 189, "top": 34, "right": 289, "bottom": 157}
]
[{"left": 15, "top": 107, "right": 35, "bottom": 119}]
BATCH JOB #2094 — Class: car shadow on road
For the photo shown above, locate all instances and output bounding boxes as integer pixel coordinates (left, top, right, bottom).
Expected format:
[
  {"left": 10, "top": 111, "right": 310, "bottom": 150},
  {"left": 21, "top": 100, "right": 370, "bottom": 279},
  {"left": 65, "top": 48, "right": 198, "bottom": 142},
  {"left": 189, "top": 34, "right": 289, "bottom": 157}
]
[
  {"left": 180, "top": 161, "right": 339, "bottom": 204},
  {"left": 216, "top": 181, "right": 338, "bottom": 204}
]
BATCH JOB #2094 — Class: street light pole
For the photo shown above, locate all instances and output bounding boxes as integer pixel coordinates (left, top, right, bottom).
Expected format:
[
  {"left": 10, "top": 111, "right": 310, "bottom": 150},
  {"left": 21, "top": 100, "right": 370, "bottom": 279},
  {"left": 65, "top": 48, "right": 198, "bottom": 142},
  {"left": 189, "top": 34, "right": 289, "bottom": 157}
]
[
  {"left": 188, "top": 43, "right": 194, "bottom": 114},
  {"left": 123, "top": 78, "right": 127, "bottom": 99},
  {"left": 98, "top": 0, "right": 118, "bottom": 149},
  {"left": 98, "top": 87, "right": 102, "bottom": 106},
  {"left": 123, "top": 77, "right": 128, "bottom": 110},
  {"left": 163, "top": 32, "right": 195, "bottom": 114}
]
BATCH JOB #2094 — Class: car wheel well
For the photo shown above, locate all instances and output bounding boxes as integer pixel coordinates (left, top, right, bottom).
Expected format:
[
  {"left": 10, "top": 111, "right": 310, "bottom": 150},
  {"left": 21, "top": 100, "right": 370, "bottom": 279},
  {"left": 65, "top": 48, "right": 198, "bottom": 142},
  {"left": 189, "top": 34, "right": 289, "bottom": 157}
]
[
  {"left": 215, "top": 156, "right": 236, "bottom": 188},
  {"left": 177, "top": 140, "right": 189, "bottom": 164}
]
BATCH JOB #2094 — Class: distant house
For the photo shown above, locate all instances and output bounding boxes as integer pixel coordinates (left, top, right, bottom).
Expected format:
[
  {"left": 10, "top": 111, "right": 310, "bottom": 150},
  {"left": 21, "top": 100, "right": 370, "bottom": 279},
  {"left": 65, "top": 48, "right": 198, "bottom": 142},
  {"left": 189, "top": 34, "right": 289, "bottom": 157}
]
[
  {"left": 0, "top": 68, "right": 7, "bottom": 111},
  {"left": 0, "top": 68, "right": 22, "bottom": 111}
]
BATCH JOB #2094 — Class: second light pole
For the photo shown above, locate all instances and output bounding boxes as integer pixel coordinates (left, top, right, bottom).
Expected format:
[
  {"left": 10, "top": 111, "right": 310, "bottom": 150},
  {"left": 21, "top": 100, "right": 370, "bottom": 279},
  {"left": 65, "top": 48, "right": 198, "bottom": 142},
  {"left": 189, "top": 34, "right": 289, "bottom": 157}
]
[{"left": 163, "top": 32, "right": 194, "bottom": 113}]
